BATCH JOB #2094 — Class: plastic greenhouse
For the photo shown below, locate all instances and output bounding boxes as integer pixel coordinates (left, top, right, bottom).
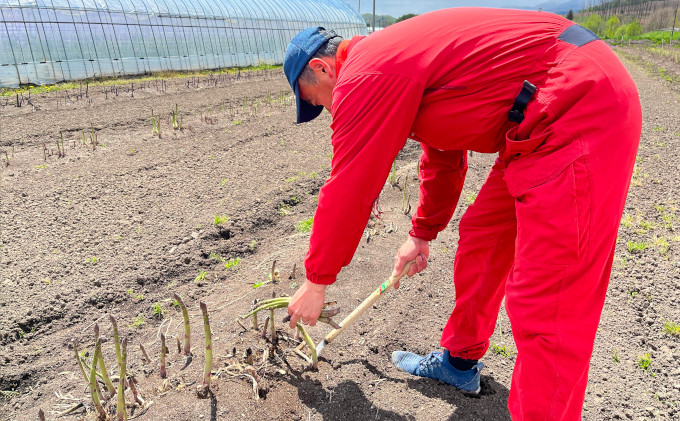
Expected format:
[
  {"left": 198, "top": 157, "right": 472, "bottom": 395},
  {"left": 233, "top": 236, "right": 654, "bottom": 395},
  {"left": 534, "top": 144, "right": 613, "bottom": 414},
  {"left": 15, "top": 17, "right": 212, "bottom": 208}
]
[{"left": 0, "top": 0, "right": 366, "bottom": 87}]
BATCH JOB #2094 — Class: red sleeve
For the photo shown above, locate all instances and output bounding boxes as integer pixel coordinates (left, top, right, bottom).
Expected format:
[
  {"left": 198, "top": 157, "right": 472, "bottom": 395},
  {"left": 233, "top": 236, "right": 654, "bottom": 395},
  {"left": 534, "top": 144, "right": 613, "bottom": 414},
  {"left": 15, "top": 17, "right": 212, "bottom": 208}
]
[
  {"left": 409, "top": 145, "right": 467, "bottom": 241},
  {"left": 304, "top": 73, "right": 424, "bottom": 285}
]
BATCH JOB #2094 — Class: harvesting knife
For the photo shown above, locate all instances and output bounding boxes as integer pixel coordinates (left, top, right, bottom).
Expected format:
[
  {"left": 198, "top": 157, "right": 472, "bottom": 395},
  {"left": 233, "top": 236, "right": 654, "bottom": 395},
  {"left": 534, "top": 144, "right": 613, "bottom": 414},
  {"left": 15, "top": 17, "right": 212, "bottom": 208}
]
[{"left": 315, "top": 260, "right": 415, "bottom": 358}]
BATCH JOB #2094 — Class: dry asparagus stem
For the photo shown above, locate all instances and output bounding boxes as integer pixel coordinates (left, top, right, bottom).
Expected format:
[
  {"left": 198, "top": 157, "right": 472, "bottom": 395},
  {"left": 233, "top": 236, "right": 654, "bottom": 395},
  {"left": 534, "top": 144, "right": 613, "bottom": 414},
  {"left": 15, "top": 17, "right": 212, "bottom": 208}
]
[
  {"left": 269, "top": 291, "right": 277, "bottom": 341},
  {"left": 93, "top": 324, "right": 116, "bottom": 398},
  {"left": 200, "top": 301, "right": 212, "bottom": 389},
  {"left": 160, "top": 333, "right": 168, "bottom": 378},
  {"left": 289, "top": 263, "right": 297, "bottom": 280},
  {"left": 176, "top": 336, "right": 181, "bottom": 353},
  {"left": 116, "top": 338, "right": 128, "bottom": 421},
  {"left": 173, "top": 293, "right": 191, "bottom": 356},
  {"left": 139, "top": 344, "right": 153, "bottom": 364},
  {"left": 38, "top": 408, "right": 45, "bottom": 421},
  {"left": 252, "top": 299, "right": 259, "bottom": 330},
  {"left": 296, "top": 323, "right": 318, "bottom": 368},
  {"left": 90, "top": 340, "right": 108, "bottom": 419},
  {"left": 72, "top": 339, "right": 89, "bottom": 384},
  {"left": 128, "top": 375, "right": 145, "bottom": 405},
  {"left": 261, "top": 316, "right": 270, "bottom": 339}
]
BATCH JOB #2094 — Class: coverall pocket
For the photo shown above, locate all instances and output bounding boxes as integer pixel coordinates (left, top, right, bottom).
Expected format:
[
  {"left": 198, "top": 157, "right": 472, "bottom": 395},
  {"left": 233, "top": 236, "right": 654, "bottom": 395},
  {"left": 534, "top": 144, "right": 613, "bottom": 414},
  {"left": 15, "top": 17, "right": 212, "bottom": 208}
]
[{"left": 505, "top": 140, "right": 590, "bottom": 266}]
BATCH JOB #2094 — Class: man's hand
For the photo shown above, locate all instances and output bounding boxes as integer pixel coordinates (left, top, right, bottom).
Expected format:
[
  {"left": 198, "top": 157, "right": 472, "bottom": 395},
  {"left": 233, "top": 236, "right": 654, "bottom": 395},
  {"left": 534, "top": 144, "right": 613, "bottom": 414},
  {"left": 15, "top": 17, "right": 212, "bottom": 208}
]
[
  {"left": 288, "top": 280, "right": 327, "bottom": 329},
  {"left": 392, "top": 236, "right": 429, "bottom": 289}
]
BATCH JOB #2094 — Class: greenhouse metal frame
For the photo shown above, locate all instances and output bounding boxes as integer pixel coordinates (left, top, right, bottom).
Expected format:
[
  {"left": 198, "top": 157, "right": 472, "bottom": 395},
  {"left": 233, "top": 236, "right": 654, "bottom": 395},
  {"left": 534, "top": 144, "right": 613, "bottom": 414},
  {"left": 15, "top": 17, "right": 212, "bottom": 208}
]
[{"left": 0, "top": 0, "right": 367, "bottom": 87}]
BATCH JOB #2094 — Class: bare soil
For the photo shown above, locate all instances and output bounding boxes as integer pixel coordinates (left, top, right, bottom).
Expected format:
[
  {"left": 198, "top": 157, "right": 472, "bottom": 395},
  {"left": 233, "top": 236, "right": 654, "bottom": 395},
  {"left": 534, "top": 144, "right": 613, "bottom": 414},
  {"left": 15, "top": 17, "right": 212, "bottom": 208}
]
[{"left": 1, "top": 48, "right": 679, "bottom": 421}]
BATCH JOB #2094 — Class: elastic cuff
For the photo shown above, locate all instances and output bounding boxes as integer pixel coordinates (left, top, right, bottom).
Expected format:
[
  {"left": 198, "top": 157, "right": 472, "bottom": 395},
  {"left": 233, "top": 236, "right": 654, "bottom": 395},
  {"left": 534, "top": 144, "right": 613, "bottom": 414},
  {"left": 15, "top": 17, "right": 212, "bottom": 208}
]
[
  {"left": 306, "top": 273, "right": 337, "bottom": 286},
  {"left": 409, "top": 226, "right": 438, "bottom": 242}
]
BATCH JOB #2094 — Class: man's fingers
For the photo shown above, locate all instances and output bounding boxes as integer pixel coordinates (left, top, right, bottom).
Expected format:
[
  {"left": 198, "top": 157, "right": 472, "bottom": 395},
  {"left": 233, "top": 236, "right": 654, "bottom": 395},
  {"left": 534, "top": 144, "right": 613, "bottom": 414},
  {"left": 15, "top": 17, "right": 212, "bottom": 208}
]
[
  {"left": 394, "top": 280, "right": 401, "bottom": 290},
  {"left": 288, "top": 312, "right": 300, "bottom": 329}
]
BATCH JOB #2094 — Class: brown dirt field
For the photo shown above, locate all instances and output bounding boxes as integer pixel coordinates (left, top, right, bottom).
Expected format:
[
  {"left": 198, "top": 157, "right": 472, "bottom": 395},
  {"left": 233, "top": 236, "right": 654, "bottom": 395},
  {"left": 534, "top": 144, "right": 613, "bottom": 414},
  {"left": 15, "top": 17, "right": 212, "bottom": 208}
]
[{"left": 1, "top": 48, "right": 679, "bottom": 420}]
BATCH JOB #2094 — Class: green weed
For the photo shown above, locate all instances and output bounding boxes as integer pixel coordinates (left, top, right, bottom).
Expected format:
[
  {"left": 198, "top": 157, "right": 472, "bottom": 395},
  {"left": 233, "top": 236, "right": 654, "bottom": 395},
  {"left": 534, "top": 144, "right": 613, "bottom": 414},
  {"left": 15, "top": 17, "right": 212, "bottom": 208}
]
[
  {"left": 86, "top": 256, "right": 99, "bottom": 265},
  {"left": 209, "top": 251, "right": 226, "bottom": 262},
  {"left": 131, "top": 314, "right": 145, "bottom": 329},
  {"left": 295, "top": 217, "right": 313, "bottom": 233},
  {"left": 127, "top": 289, "right": 144, "bottom": 301},
  {"left": 194, "top": 270, "right": 207, "bottom": 283},
  {"left": 232, "top": 120, "right": 242, "bottom": 126},
  {"left": 278, "top": 204, "right": 292, "bottom": 216},
  {"left": 636, "top": 353, "right": 652, "bottom": 372},
  {"left": 213, "top": 215, "right": 229, "bottom": 227},
  {"left": 621, "top": 214, "right": 634, "bottom": 228},
  {"left": 465, "top": 192, "right": 477, "bottom": 205},
  {"left": 491, "top": 343, "right": 512, "bottom": 358},
  {"left": 224, "top": 258, "right": 241, "bottom": 271},
  {"left": 249, "top": 240, "right": 258, "bottom": 251},
  {"left": 654, "top": 236, "right": 670, "bottom": 254},
  {"left": 612, "top": 348, "right": 620, "bottom": 363},
  {"left": 626, "top": 241, "right": 648, "bottom": 253},
  {"left": 152, "top": 302, "right": 164, "bottom": 318},
  {"left": 663, "top": 321, "right": 680, "bottom": 336}
]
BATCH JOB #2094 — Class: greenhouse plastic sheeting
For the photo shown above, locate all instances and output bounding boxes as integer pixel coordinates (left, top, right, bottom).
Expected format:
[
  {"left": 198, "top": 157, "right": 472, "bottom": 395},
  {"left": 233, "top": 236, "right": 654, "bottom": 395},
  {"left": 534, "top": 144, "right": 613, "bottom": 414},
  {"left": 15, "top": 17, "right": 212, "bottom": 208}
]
[{"left": 0, "top": 0, "right": 367, "bottom": 87}]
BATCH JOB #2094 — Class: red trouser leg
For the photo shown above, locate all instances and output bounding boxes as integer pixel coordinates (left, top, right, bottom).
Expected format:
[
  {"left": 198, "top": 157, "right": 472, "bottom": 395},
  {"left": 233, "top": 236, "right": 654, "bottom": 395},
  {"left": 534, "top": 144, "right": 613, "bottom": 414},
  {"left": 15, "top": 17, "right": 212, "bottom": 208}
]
[
  {"left": 442, "top": 40, "right": 641, "bottom": 420},
  {"left": 440, "top": 159, "right": 517, "bottom": 359}
]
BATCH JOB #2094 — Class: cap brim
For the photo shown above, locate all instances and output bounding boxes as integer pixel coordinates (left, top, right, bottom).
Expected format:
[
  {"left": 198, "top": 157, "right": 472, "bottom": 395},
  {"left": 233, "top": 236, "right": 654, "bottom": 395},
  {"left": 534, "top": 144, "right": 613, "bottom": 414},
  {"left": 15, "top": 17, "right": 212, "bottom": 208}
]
[{"left": 295, "top": 82, "right": 324, "bottom": 124}]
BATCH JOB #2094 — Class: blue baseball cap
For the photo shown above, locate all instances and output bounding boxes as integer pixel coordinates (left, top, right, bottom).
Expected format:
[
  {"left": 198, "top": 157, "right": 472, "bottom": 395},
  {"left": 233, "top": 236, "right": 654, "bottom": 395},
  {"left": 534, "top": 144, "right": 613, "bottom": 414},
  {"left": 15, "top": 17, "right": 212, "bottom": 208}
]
[{"left": 284, "top": 27, "right": 339, "bottom": 124}]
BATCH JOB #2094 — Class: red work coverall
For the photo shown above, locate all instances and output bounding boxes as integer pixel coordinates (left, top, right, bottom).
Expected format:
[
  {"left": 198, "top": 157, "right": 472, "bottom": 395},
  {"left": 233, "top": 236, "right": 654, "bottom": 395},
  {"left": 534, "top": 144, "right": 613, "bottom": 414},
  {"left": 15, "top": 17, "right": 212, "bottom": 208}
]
[{"left": 304, "top": 8, "right": 641, "bottom": 419}]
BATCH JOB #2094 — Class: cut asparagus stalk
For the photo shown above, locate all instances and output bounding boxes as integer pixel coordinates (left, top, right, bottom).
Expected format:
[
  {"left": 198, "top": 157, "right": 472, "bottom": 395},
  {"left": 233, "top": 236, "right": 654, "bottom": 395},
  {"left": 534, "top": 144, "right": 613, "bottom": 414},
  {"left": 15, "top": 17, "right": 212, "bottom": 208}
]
[{"left": 94, "top": 324, "right": 116, "bottom": 398}]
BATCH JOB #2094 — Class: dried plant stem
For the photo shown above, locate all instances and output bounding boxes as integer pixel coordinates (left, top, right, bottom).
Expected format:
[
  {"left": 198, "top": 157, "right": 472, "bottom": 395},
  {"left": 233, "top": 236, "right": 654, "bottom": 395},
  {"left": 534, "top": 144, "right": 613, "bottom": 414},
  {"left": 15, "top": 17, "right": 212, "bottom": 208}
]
[
  {"left": 252, "top": 311, "right": 258, "bottom": 330},
  {"left": 296, "top": 323, "right": 318, "bottom": 368},
  {"left": 128, "top": 376, "right": 144, "bottom": 405},
  {"left": 160, "top": 333, "right": 168, "bottom": 378},
  {"left": 269, "top": 308, "right": 276, "bottom": 340},
  {"left": 139, "top": 344, "right": 153, "bottom": 364},
  {"left": 90, "top": 340, "right": 107, "bottom": 419},
  {"left": 200, "top": 301, "right": 212, "bottom": 389},
  {"left": 176, "top": 336, "right": 181, "bottom": 353},
  {"left": 38, "top": 408, "right": 45, "bottom": 421},
  {"left": 116, "top": 338, "right": 128, "bottom": 421},
  {"left": 174, "top": 293, "right": 191, "bottom": 356}
]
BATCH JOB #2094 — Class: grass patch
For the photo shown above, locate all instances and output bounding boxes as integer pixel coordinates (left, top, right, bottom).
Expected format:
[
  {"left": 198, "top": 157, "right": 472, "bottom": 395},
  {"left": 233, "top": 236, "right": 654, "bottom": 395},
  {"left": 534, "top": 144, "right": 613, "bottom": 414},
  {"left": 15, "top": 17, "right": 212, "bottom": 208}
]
[
  {"left": 0, "top": 63, "right": 282, "bottom": 97},
  {"left": 626, "top": 241, "right": 648, "bottom": 253},
  {"left": 664, "top": 321, "right": 680, "bottom": 336},
  {"left": 636, "top": 353, "right": 652, "bottom": 372},
  {"left": 295, "top": 217, "right": 313, "bottom": 233}
]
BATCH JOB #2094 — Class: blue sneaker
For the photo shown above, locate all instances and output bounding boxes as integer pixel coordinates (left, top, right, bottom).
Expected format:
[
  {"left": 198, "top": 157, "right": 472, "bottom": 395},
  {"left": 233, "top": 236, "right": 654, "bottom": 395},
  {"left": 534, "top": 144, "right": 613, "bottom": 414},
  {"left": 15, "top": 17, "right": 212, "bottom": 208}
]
[{"left": 392, "top": 349, "right": 483, "bottom": 395}]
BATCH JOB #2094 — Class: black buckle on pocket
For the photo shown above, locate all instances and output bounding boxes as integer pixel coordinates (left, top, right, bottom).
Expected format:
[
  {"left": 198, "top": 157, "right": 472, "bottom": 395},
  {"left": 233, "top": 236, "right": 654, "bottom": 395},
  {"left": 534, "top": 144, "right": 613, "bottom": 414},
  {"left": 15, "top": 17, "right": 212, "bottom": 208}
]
[{"left": 508, "top": 80, "right": 537, "bottom": 124}]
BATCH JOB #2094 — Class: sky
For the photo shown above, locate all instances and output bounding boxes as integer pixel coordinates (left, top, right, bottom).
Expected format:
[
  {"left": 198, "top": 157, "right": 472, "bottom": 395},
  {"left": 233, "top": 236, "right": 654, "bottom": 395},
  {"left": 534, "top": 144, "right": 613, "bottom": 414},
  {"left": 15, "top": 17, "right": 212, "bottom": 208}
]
[{"left": 351, "top": 0, "right": 549, "bottom": 17}]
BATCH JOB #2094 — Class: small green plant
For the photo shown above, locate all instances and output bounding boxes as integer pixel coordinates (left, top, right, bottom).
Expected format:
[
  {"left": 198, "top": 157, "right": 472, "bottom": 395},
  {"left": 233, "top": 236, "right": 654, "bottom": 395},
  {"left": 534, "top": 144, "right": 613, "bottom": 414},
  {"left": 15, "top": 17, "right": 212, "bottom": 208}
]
[
  {"left": 612, "top": 348, "right": 620, "bottom": 363},
  {"left": 132, "top": 314, "right": 145, "bottom": 329},
  {"left": 465, "top": 192, "right": 477, "bottom": 205},
  {"left": 213, "top": 215, "right": 229, "bottom": 227},
  {"left": 127, "top": 288, "right": 144, "bottom": 301},
  {"left": 151, "top": 302, "right": 164, "bottom": 318},
  {"left": 278, "top": 203, "right": 292, "bottom": 215},
  {"left": 86, "top": 256, "right": 99, "bottom": 265},
  {"left": 249, "top": 240, "right": 257, "bottom": 251},
  {"left": 639, "top": 220, "right": 654, "bottom": 231},
  {"left": 224, "top": 258, "right": 241, "bottom": 271},
  {"left": 626, "top": 241, "right": 648, "bottom": 253},
  {"left": 219, "top": 179, "right": 228, "bottom": 186},
  {"left": 663, "top": 321, "right": 680, "bottom": 336},
  {"left": 621, "top": 214, "right": 634, "bottom": 228},
  {"left": 194, "top": 270, "right": 207, "bottom": 283},
  {"left": 491, "top": 343, "right": 513, "bottom": 358},
  {"left": 232, "top": 119, "right": 242, "bottom": 126},
  {"left": 285, "top": 175, "right": 298, "bottom": 183},
  {"left": 636, "top": 353, "right": 652, "bottom": 371},
  {"left": 654, "top": 236, "right": 669, "bottom": 254},
  {"left": 295, "top": 217, "right": 313, "bottom": 233},
  {"left": 209, "top": 251, "right": 226, "bottom": 262}
]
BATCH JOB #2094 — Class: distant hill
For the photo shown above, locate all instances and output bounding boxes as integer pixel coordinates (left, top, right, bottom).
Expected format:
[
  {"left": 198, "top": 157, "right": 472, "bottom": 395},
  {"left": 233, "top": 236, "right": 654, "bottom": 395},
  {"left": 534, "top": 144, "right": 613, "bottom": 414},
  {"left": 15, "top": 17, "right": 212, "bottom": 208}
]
[{"left": 534, "top": 0, "right": 584, "bottom": 14}]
